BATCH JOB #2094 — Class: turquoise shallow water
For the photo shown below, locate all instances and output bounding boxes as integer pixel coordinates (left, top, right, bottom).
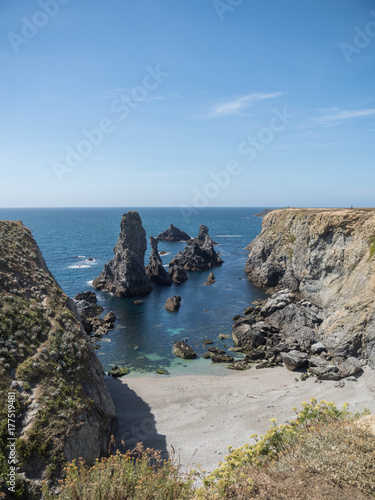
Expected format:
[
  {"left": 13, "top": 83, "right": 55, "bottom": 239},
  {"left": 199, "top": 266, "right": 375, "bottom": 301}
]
[{"left": 0, "top": 207, "right": 269, "bottom": 376}]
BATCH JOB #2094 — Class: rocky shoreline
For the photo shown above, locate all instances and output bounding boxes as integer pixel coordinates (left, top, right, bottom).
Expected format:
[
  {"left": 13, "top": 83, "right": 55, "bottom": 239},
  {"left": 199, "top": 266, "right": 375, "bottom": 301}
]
[{"left": 244, "top": 208, "right": 375, "bottom": 373}]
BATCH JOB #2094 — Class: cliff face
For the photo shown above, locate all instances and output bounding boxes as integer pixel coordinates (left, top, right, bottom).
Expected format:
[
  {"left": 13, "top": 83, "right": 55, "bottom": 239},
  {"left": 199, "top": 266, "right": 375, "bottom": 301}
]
[
  {"left": 93, "top": 211, "right": 153, "bottom": 297},
  {"left": 0, "top": 221, "right": 116, "bottom": 498},
  {"left": 245, "top": 209, "right": 375, "bottom": 367}
]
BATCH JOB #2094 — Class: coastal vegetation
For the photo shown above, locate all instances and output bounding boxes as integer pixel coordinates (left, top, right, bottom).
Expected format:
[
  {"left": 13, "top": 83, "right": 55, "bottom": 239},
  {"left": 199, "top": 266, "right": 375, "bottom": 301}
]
[{"left": 42, "top": 400, "right": 374, "bottom": 499}]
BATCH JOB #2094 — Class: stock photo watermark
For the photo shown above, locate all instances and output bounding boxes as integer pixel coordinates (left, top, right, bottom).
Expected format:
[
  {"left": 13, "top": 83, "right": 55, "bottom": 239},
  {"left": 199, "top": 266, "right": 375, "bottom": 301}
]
[
  {"left": 6, "top": 392, "right": 17, "bottom": 494},
  {"left": 51, "top": 65, "right": 169, "bottom": 182},
  {"left": 179, "top": 106, "right": 294, "bottom": 220},
  {"left": 213, "top": 0, "right": 244, "bottom": 21},
  {"left": 7, "top": 0, "right": 72, "bottom": 54},
  {"left": 340, "top": 10, "right": 375, "bottom": 63}
]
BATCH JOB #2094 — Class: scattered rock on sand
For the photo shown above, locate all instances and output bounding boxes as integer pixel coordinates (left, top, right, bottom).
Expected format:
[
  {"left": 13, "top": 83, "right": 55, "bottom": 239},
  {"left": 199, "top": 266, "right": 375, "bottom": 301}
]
[{"left": 281, "top": 351, "right": 308, "bottom": 371}]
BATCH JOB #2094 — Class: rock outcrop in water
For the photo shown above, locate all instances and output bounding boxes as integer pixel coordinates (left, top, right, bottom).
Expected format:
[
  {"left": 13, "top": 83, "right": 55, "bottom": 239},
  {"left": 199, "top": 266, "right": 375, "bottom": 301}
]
[
  {"left": 165, "top": 295, "right": 182, "bottom": 311},
  {"left": 93, "top": 212, "right": 153, "bottom": 297},
  {"left": 169, "top": 225, "right": 223, "bottom": 271},
  {"left": 156, "top": 224, "right": 191, "bottom": 241},
  {"left": 169, "top": 265, "right": 188, "bottom": 284},
  {"left": 244, "top": 208, "right": 375, "bottom": 369},
  {"left": 145, "top": 236, "right": 173, "bottom": 286},
  {"left": 0, "top": 221, "right": 116, "bottom": 498}
]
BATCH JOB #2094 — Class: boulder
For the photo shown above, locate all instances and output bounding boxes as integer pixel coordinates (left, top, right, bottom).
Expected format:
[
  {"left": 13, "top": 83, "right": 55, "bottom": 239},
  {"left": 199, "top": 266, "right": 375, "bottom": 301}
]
[
  {"left": 165, "top": 295, "right": 182, "bottom": 312},
  {"left": 211, "top": 354, "right": 234, "bottom": 363},
  {"left": 338, "top": 357, "right": 363, "bottom": 378},
  {"left": 156, "top": 224, "right": 191, "bottom": 241},
  {"left": 260, "top": 289, "right": 295, "bottom": 317},
  {"left": 207, "top": 346, "right": 225, "bottom": 355},
  {"left": 280, "top": 350, "right": 308, "bottom": 371},
  {"left": 145, "top": 236, "right": 173, "bottom": 285},
  {"left": 93, "top": 211, "right": 153, "bottom": 297},
  {"left": 310, "top": 342, "right": 327, "bottom": 354},
  {"left": 232, "top": 323, "right": 266, "bottom": 348},
  {"left": 172, "top": 341, "right": 197, "bottom": 359},
  {"left": 74, "top": 291, "right": 97, "bottom": 303}
]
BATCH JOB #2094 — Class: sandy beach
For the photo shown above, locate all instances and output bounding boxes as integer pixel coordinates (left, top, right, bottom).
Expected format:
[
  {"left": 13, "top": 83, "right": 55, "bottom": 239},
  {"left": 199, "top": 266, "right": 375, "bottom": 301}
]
[{"left": 106, "top": 366, "right": 375, "bottom": 474}]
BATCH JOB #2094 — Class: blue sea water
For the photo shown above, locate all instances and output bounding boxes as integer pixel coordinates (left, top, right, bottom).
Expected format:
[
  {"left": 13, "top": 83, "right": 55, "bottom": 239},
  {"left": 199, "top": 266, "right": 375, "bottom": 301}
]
[{"left": 0, "top": 207, "right": 268, "bottom": 376}]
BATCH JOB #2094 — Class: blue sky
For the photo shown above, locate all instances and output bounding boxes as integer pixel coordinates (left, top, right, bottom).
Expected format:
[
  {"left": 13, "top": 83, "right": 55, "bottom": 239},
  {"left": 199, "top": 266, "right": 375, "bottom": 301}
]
[{"left": 1, "top": 0, "right": 374, "bottom": 208}]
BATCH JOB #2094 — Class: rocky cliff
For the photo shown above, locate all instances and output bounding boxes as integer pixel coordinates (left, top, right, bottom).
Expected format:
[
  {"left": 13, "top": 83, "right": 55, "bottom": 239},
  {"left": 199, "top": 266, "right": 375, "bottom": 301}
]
[
  {"left": 93, "top": 211, "right": 153, "bottom": 297},
  {"left": 245, "top": 208, "right": 375, "bottom": 368},
  {"left": 0, "top": 221, "right": 116, "bottom": 498}
]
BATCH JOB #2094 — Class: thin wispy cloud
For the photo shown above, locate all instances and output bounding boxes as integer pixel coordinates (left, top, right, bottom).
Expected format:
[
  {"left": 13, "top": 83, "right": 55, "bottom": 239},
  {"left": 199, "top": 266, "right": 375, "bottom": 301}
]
[
  {"left": 319, "top": 108, "right": 375, "bottom": 123},
  {"left": 201, "top": 91, "right": 285, "bottom": 118}
]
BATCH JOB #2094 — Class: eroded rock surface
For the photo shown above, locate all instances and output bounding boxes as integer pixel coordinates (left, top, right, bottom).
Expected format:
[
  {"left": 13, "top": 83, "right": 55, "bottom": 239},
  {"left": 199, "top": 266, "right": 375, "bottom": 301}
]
[
  {"left": 156, "top": 224, "right": 191, "bottom": 241},
  {"left": 93, "top": 211, "right": 153, "bottom": 297},
  {"left": 243, "top": 208, "right": 375, "bottom": 371},
  {"left": 145, "top": 236, "right": 173, "bottom": 286},
  {"left": 169, "top": 225, "right": 223, "bottom": 271}
]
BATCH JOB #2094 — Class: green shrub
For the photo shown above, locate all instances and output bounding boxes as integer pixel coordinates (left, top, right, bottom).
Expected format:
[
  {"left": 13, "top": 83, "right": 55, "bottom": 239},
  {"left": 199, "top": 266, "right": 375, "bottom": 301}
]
[{"left": 42, "top": 444, "right": 197, "bottom": 500}]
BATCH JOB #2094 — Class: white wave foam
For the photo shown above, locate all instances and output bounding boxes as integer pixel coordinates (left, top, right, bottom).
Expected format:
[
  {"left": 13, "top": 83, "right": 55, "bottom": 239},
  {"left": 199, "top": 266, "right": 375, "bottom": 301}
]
[
  {"left": 78, "top": 255, "right": 86, "bottom": 258},
  {"left": 159, "top": 252, "right": 171, "bottom": 256},
  {"left": 87, "top": 280, "right": 93, "bottom": 286},
  {"left": 215, "top": 234, "right": 242, "bottom": 238},
  {"left": 68, "top": 264, "right": 91, "bottom": 269}
]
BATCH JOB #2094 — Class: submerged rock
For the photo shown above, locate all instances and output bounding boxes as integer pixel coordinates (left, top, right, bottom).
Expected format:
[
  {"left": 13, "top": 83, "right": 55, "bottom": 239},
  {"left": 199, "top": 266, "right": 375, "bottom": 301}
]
[
  {"left": 145, "top": 236, "right": 173, "bottom": 285},
  {"left": 93, "top": 211, "right": 153, "bottom": 297},
  {"left": 165, "top": 295, "right": 182, "bottom": 311},
  {"left": 156, "top": 224, "right": 191, "bottom": 241},
  {"left": 156, "top": 368, "right": 169, "bottom": 375},
  {"left": 108, "top": 366, "right": 129, "bottom": 377},
  {"left": 172, "top": 341, "right": 197, "bottom": 359}
]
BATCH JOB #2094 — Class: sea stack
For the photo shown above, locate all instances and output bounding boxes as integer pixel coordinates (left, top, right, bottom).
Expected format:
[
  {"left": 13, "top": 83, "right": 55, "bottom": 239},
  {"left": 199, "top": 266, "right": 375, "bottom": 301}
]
[
  {"left": 156, "top": 224, "right": 191, "bottom": 241},
  {"left": 169, "top": 224, "right": 223, "bottom": 271},
  {"left": 93, "top": 211, "right": 153, "bottom": 297},
  {"left": 145, "top": 236, "right": 173, "bottom": 285}
]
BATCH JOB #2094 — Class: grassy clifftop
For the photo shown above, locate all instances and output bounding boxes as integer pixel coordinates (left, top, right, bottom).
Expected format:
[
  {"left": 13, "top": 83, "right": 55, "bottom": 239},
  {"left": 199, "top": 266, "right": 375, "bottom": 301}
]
[{"left": 0, "top": 221, "right": 116, "bottom": 499}]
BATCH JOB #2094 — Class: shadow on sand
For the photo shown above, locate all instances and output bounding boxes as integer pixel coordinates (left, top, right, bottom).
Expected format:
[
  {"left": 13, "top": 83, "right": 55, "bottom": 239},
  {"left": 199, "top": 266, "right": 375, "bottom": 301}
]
[{"left": 105, "top": 376, "right": 169, "bottom": 461}]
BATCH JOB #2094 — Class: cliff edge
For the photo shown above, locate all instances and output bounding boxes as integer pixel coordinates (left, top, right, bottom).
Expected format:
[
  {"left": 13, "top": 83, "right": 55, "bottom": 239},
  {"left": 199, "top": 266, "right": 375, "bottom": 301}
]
[
  {"left": 0, "top": 221, "right": 116, "bottom": 498},
  {"left": 245, "top": 208, "right": 375, "bottom": 368}
]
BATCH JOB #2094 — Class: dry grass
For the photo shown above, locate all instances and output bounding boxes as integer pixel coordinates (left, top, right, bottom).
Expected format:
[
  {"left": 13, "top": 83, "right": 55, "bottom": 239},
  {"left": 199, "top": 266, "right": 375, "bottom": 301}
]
[{"left": 206, "top": 420, "right": 375, "bottom": 499}]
